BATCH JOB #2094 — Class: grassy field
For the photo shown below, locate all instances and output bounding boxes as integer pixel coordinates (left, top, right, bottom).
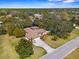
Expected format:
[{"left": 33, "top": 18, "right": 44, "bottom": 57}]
[
  {"left": 42, "top": 29, "right": 79, "bottom": 48},
  {"left": 0, "top": 35, "right": 46, "bottom": 59},
  {"left": 64, "top": 48, "right": 79, "bottom": 59},
  {"left": 0, "top": 35, "right": 19, "bottom": 59}
]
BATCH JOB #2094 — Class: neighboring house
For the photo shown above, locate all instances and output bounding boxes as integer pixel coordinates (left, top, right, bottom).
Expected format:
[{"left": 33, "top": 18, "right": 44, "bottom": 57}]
[
  {"left": 0, "top": 16, "right": 5, "bottom": 18},
  {"left": 34, "top": 14, "right": 43, "bottom": 19},
  {"left": 6, "top": 14, "right": 12, "bottom": 18},
  {"left": 49, "top": 12, "right": 54, "bottom": 14},
  {"left": 73, "top": 24, "right": 76, "bottom": 27},
  {"left": 24, "top": 26, "right": 49, "bottom": 39},
  {"left": 73, "top": 24, "right": 79, "bottom": 29},
  {"left": 0, "top": 21, "right": 3, "bottom": 27},
  {"left": 0, "top": 21, "right": 3, "bottom": 24},
  {"left": 75, "top": 27, "right": 79, "bottom": 29},
  {"left": 27, "top": 12, "right": 34, "bottom": 16},
  {"left": 9, "top": 11, "right": 18, "bottom": 17}
]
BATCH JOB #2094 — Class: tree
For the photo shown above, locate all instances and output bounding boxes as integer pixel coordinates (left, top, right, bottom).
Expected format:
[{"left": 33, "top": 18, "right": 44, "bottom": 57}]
[
  {"left": 6, "top": 22, "right": 15, "bottom": 35},
  {"left": 34, "top": 17, "right": 74, "bottom": 38},
  {"left": 0, "top": 10, "right": 7, "bottom": 16},
  {"left": 0, "top": 26, "right": 6, "bottom": 35},
  {"left": 15, "top": 38, "right": 33, "bottom": 59},
  {"left": 13, "top": 27, "right": 25, "bottom": 37},
  {"left": 70, "top": 16, "right": 79, "bottom": 26},
  {"left": 50, "top": 21, "right": 74, "bottom": 38},
  {"left": 14, "top": 17, "right": 32, "bottom": 28},
  {"left": 61, "top": 12, "right": 70, "bottom": 20}
]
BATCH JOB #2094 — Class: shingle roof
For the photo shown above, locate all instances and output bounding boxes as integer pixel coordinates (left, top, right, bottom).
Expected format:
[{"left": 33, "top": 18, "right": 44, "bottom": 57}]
[{"left": 24, "top": 26, "right": 48, "bottom": 39}]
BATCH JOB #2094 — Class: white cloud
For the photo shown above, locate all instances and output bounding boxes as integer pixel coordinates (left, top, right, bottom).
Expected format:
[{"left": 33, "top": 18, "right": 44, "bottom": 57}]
[{"left": 64, "top": 0, "right": 75, "bottom": 3}]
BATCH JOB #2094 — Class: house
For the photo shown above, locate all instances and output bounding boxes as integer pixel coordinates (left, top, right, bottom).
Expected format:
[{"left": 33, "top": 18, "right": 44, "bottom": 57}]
[
  {"left": 34, "top": 14, "right": 43, "bottom": 19},
  {"left": 0, "top": 21, "right": 3, "bottom": 24},
  {"left": 9, "top": 11, "right": 18, "bottom": 17},
  {"left": 27, "top": 12, "right": 34, "bottom": 16},
  {"left": 6, "top": 14, "right": 12, "bottom": 18},
  {"left": 0, "top": 21, "right": 3, "bottom": 27},
  {"left": 24, "top": 26, "right": 49, "bottom": 39}
]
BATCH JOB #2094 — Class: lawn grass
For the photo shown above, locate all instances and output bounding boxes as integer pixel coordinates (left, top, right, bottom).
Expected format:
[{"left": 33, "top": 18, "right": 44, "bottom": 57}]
[
  {"left": 25, "top": 46, "right": 46, "bottom": 59},
  {"left": 42, "top": 29, "right": 79, "bottom": 48},
  {"left": 42, "top": 35, "right": 68, "bottom": 48},
  {"left": 67, "top": 29, "right": 79, "bottom": 40},
  {"left": 0, "top": 35, "right": 19, "bottom": 59},
  {"left": 64, "top": 48, "right": 79, "bottom": 59},
  {"left": 0, "top": 35, "right": 46, "bottom": 59}
]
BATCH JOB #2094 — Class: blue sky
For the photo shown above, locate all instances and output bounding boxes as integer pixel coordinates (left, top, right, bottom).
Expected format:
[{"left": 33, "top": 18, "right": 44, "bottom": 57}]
[{"left": 0, "top": 0, "right": 79, "bottom": 8}]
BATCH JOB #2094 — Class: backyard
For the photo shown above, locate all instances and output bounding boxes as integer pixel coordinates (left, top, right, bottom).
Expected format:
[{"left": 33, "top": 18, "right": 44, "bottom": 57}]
[{"left": 0, "top": 35, "right": 46, "bottom": 59}]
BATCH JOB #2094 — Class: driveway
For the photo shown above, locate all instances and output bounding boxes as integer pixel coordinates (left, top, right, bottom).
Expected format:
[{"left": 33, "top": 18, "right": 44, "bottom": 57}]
[
  {"left": 33, "top": 37, "right": 55, "bottom": 54},
  {"left": 40, "top": 37, "right": 79, "bottom": 59}
]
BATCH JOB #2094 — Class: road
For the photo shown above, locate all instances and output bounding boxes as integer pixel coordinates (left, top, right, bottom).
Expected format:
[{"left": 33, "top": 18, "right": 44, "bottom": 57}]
[
  {"left": 40, "top": 37, "right": 79, "bottom": 59},
  {"left": 33, "top": 37, "right": 55, "bottom": 53}
]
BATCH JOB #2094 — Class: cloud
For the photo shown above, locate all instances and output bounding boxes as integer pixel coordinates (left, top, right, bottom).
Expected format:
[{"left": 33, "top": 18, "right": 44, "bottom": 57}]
[
  {"left": 64, "top": 0, "right": 75, "bottom": 3},
  {"left": 48, "top": 0, "right": 75, "bottom": 3},
  {"left": 0, "top": 0, "right": 78, "bottom": 8}
]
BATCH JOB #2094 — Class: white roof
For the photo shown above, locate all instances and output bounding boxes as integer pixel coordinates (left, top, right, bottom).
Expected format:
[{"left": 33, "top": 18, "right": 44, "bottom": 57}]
[
  {"left": 0, "top": 21, "right": 3, "bottom": 24},
  {"left": 34, "top": 14, "right": 43, "bottom": 17}
]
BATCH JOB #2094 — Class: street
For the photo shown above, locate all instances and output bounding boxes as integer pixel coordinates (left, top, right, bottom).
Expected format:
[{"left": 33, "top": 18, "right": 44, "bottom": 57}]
[{"left": 40, "top": 37, "right": 79, "bottom": 59}]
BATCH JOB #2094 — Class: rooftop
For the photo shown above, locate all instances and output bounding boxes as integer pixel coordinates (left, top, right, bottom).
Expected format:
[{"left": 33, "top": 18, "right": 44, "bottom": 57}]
[
  {"left": 0, "top": 21, "right": 3, "bottom": 24},
  {"left": 24, "top": 26, "right": 48, "bottom": 39}
]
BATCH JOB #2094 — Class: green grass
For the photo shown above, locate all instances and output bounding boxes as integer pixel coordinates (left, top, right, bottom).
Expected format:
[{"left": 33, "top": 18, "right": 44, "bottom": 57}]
[
  {"left": 42, "top": 35, "right": 68, "bottom": 48},
  {"left": 0, "top": 35, "right": 46, "bottom": 59},
  {"left": 42, "top": 29, "right": 79, "bottom": 48},
  {"left": 64, "top": 48, "right": 79, "bottom": 59},
  {"left": 25, "top": 46, "right": 46, "bottom": 59},
  {"left": 0, "top": 35, "right": 19, "bottom": 59},
  {"left": 67, "top": 29, "right": 79, "bottom": 40}
]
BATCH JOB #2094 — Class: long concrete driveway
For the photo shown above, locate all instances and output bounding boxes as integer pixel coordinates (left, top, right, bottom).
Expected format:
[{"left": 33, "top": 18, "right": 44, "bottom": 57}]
[
  {"left": 40, "top": 37, "right": 79, "bottom": 59},
  {"left": 33, "top": 37, "right": 55, "bottom": 53}
]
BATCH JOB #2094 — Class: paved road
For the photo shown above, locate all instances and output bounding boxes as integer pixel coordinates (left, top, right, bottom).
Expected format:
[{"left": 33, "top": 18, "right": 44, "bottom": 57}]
[
  {"left": 40, "top": 37, "right": 79, "bottom": 59},
  {"left": 33, "top": 37, "right": 55, "bottom": 53}
]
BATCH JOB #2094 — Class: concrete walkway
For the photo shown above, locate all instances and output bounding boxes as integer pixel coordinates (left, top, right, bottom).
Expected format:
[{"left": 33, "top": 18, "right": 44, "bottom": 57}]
[
  {"left": 40, "top": 37, "right": 79, "bottom": 59},
  {"left": 33, "top": 37, "right": 55, "bottom": 53}
]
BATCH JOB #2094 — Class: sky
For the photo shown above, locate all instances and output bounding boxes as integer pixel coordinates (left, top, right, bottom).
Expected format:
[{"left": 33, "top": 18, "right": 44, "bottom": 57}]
[{"left": 0, "top": 0, "right": 79, "bottom": 8}]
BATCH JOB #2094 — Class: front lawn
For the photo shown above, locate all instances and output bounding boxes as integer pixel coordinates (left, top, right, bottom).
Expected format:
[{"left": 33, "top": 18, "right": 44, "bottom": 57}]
[
  {"left": 25, "top": 46, "right": 46, "bottom": 59},
  {"left": 0, "top": 35, "right": 19, "bottom": 59},
  {"left": 42, "top": 29, "right": 79, "bottom": 48},
  {"left": 64, "top": 48, "right": 79, "bottom": 59},
  {"left": 0, "top": 35, "right": 46, "bottom": 59}
]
